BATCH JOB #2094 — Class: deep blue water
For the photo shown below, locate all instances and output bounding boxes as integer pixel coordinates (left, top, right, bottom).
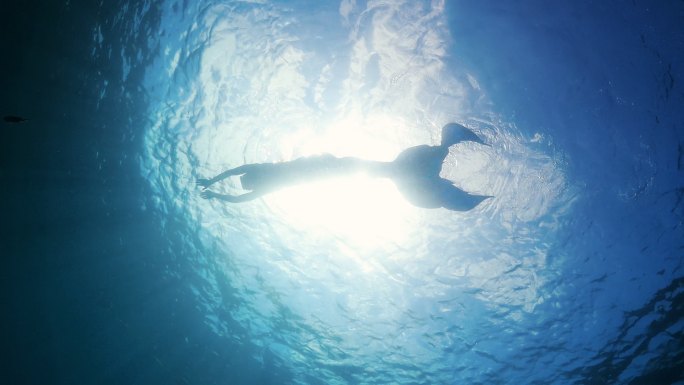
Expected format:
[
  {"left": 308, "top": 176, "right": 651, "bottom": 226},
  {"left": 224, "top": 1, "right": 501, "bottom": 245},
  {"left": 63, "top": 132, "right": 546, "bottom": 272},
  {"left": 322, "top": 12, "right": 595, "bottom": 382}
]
[{"left": 1, "top": 1, "right": 683, "bottom": 384}]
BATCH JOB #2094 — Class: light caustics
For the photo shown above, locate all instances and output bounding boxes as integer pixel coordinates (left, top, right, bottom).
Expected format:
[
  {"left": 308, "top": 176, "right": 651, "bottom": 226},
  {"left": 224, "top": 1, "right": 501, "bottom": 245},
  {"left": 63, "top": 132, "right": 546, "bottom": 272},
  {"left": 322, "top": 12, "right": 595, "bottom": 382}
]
[{"left": 140, "top": 0, "right": 574, "bottom": 382}]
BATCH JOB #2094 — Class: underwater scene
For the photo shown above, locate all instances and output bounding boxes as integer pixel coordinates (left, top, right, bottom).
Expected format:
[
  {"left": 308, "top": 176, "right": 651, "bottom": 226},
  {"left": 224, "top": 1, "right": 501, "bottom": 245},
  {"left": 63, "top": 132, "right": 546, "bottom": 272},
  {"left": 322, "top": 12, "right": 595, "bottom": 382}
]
[{"left": 2, "top": 1, "right": 683, "bottom": 384}]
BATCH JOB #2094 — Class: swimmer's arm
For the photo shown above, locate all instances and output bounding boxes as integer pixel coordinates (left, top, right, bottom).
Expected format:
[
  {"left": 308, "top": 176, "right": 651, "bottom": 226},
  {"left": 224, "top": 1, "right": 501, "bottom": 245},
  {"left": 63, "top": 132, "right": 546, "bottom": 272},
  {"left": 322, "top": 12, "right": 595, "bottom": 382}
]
[
  {"left": 200, "top": 190, "right": 261, "bottom": 203},
  {"left": 197, "top": 164, "right": 256, "bottom": 188}
]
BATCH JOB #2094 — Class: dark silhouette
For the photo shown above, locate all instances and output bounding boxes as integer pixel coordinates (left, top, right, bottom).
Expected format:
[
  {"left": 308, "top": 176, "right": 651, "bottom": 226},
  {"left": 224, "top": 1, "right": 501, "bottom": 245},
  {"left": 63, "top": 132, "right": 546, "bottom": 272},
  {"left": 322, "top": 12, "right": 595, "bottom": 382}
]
[
  {"left": 198, "top": 123, "right": 492, "bottom": 211},
  {"left": 3, "top": 115, "right": 29, "bottom": 123}
]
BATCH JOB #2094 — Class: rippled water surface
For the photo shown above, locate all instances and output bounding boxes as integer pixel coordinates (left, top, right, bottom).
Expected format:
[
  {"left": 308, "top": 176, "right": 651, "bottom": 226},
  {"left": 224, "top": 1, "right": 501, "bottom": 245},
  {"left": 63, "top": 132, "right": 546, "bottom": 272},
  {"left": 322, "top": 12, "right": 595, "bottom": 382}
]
[
  {"left": 4, "top": 1, "right": 683, "bottom": 384},
  {"left": 130, "top": 1, "right": 684, "bottom": 383}
]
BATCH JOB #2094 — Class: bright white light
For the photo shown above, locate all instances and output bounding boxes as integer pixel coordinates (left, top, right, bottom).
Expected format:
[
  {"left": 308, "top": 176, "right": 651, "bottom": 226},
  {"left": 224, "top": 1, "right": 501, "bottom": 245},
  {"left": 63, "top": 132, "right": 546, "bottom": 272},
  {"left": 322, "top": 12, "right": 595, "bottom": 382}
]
[
  {"left": 266, "top": 174, "right": 415, "bottom": 251},
  {"left": 264, "top": 113, "right": 420, "bottom": 251},
  {"left": 279, "top": 112, "right": 419, "bottom": 161}
]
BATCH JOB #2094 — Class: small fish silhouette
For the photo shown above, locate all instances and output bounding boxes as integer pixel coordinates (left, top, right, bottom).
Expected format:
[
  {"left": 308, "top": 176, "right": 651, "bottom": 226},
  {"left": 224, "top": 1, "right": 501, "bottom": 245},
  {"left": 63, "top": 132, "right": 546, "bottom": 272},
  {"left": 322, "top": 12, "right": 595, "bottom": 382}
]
[{"left": 4, "top": 115, "right": 29, "bottom": 123}]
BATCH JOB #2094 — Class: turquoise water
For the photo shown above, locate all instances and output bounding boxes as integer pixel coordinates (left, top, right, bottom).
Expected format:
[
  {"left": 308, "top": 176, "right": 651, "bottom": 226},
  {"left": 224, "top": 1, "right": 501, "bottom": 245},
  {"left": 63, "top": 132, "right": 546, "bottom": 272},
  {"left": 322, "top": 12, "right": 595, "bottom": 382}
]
[{"left": 2, "top": 1, "right": 683, "bottom": 384}]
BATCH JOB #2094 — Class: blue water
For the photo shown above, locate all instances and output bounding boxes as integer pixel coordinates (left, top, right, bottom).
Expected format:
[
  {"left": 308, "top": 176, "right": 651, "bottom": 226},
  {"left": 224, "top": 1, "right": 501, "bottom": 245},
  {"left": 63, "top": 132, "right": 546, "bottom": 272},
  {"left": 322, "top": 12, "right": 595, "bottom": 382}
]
[{"left": 2, "top": 1, "right": 682, "bottom": 384}]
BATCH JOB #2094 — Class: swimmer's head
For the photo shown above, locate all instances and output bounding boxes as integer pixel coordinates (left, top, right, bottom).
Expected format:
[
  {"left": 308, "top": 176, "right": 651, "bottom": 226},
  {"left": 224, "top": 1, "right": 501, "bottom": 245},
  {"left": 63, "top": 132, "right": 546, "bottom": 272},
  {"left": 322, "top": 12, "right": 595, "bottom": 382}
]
[{"left": 441, "top": 123, "right": 487, "bottom": 147}]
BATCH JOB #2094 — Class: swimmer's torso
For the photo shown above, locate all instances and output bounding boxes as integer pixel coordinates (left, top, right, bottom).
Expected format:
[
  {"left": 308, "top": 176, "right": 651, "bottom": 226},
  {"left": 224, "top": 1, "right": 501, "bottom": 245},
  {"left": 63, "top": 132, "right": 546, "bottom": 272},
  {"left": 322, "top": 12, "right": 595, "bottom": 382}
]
[{"left": 392, "top": 145, "right": 448, "bottom": 179}]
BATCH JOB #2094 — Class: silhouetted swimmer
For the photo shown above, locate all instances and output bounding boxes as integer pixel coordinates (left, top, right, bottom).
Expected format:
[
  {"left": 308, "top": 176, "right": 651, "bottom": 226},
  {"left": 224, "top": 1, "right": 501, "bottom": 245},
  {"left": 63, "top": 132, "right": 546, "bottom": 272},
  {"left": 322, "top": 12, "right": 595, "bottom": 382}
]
[
  {"left": 3, "top": 115, "right": 29, "bottom": 123},
  {"left": 198, "top": 123, "right": 492, "bottom": 211}
]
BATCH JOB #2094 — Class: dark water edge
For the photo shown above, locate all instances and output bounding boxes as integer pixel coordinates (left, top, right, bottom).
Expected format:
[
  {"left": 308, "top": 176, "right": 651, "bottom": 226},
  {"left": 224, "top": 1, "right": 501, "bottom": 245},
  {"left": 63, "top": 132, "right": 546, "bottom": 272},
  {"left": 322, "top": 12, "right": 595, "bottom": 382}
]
[{"left": 0, "top": 1, "right": 289, "bottom": 384}]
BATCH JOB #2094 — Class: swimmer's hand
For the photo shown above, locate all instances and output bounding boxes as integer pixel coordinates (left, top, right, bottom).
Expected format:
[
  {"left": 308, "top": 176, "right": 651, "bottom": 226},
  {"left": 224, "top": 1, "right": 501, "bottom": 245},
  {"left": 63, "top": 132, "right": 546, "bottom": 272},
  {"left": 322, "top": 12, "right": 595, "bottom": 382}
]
[
  {"left": 200, "top": 190, "right": 217, "bottom": 199},
  {"left": 196, "top": 178, "right": 212, "bottom": 188}
]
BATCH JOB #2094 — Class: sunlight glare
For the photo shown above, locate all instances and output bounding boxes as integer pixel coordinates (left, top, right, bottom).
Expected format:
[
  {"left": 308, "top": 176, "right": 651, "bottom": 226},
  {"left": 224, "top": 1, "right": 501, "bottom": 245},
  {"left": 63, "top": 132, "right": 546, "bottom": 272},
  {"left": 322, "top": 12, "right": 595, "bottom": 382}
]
[
  {"left": 267, "top": 173, "right": 415, "bottom": 250},
  {"left": 266, "top": 113, "right": 419, "bottom": 250}
]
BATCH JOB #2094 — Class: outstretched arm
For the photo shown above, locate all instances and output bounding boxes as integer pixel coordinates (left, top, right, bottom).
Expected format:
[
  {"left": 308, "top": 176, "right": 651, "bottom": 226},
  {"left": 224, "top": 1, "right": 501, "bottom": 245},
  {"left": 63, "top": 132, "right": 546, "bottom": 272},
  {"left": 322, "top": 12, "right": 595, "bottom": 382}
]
[
  {"left": 200, "top": 189, "right": 262, "bottom": 203},
  {"left": 197, "top": 164, "right": 256, "bottom": 188}
]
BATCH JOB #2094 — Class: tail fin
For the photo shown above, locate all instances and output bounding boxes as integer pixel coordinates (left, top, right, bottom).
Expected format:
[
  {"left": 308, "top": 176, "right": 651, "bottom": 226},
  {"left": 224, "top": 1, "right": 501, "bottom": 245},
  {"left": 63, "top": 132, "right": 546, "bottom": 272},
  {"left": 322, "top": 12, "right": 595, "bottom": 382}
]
[{"left": 441, "top": 123, "right": 488, "bottom": 146}]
